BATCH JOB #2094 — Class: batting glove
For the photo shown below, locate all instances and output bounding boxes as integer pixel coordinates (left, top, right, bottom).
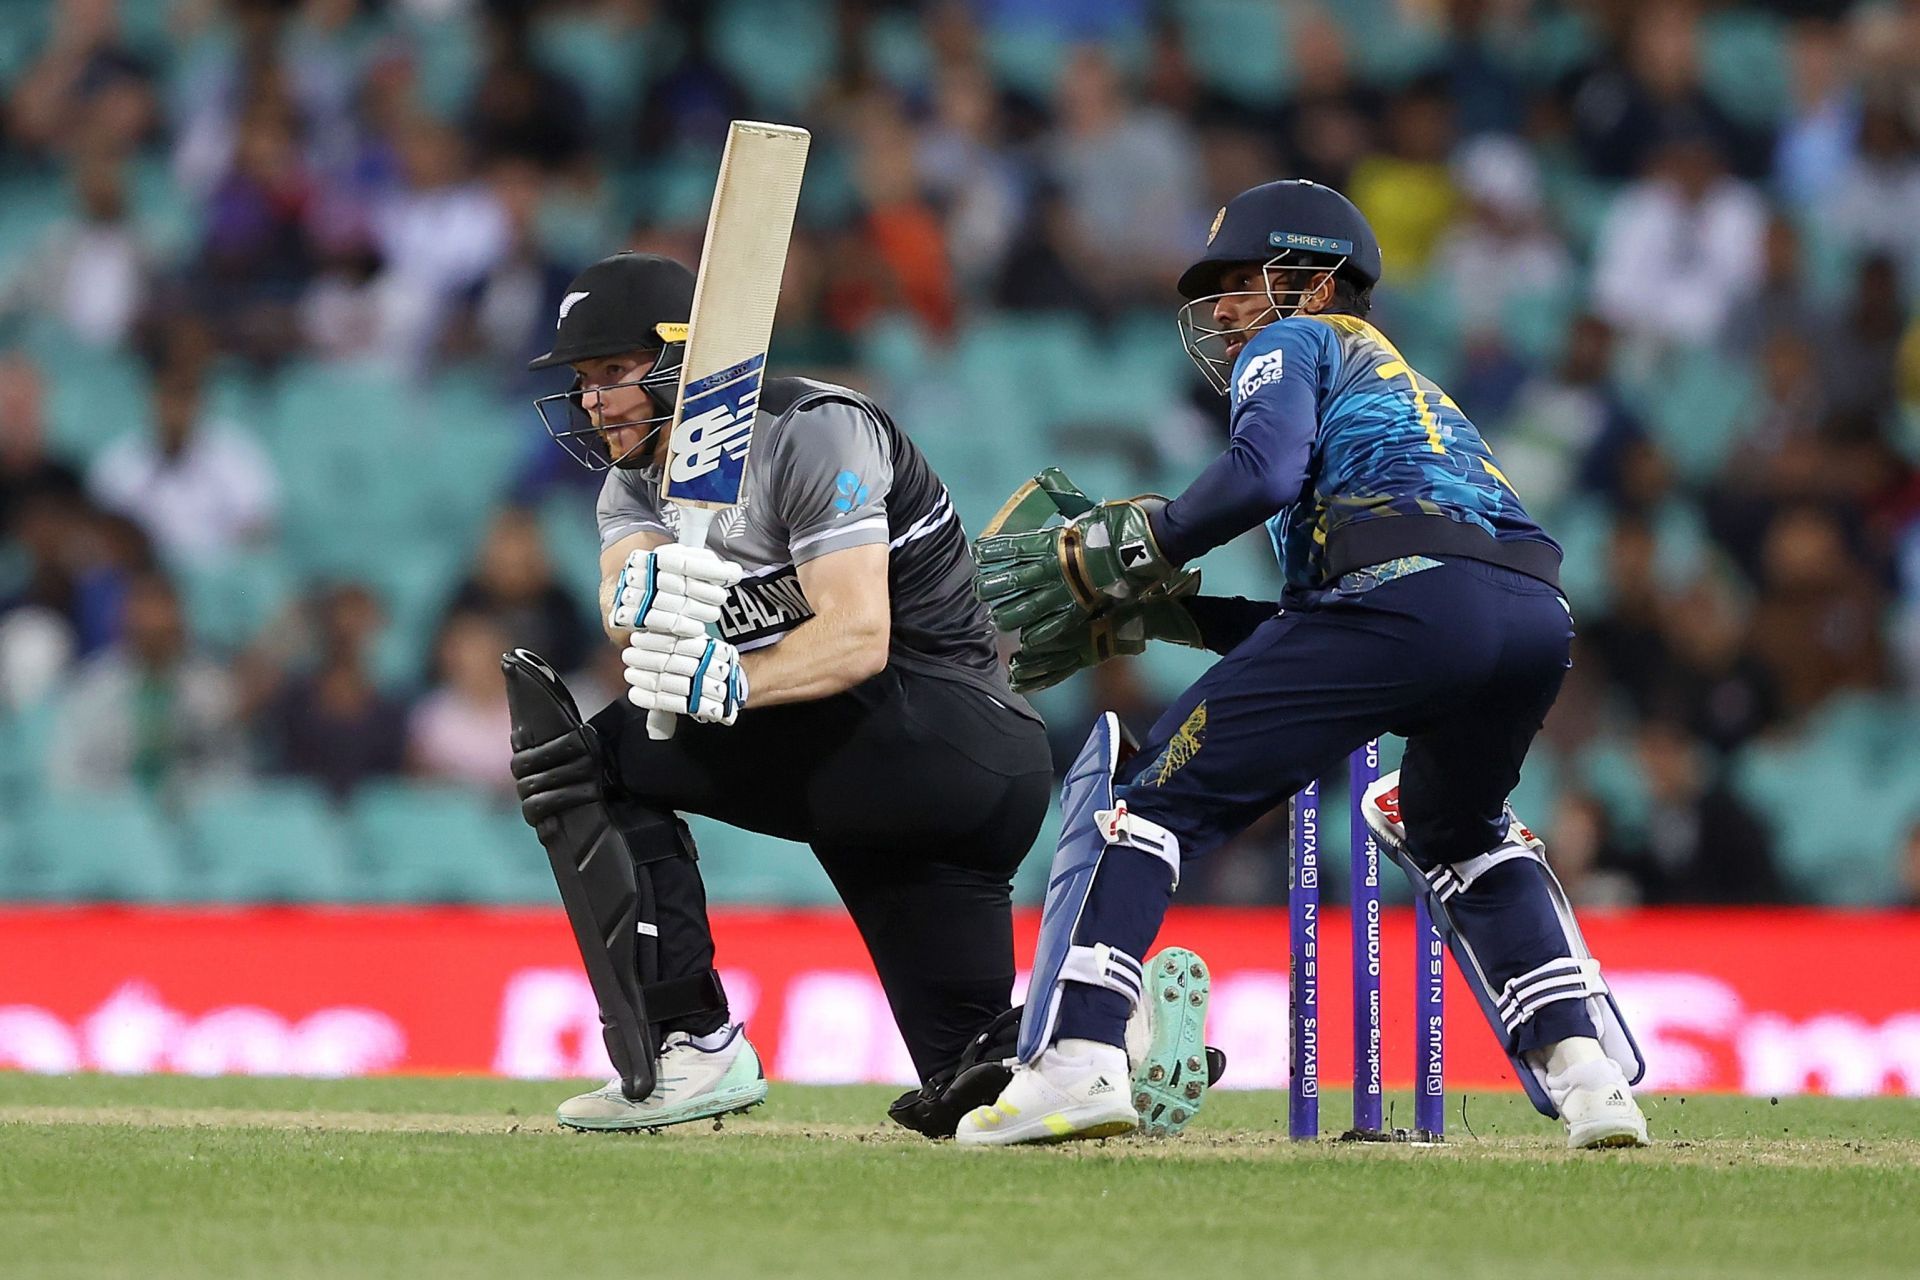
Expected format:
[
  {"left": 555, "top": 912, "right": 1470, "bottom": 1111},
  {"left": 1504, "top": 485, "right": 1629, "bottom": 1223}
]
[
  {"left": 609, "top": 545, "right": 745, "bottom": 638},
  {"left": 623, "top": 631, "right": 750, "bottom": 725}
]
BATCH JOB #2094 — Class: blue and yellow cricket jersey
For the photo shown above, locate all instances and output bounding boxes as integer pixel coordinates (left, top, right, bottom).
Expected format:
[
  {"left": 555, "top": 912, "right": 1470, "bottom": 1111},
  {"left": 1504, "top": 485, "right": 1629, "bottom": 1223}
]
[{"left": 1154, "top": 313, "right": 1560, "bottom": 592}]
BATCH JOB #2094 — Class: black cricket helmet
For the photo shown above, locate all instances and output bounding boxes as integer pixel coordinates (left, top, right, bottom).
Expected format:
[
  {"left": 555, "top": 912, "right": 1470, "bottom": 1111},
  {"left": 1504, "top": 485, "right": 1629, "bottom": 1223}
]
[
  {"left": 1176, "top": 179, "right": 1382, "bottom": 395},
  {"left": 530, "top": 252, "right": 695, "bottom": 471}
]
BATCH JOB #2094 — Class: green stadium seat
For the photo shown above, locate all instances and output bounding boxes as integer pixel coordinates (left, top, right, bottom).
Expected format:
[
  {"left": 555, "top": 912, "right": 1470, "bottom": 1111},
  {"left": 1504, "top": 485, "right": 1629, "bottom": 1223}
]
[
  {"left": 1572, "top": 735, "right": 1651, "bottom": 845},
  {"left": 683, "top": 817, "right": 840, "bottom": 906},
  {"left": 397, "top": 9, "right": 483, "bottom": 120},
  {"left": 35, "top": 341, "right": 153, "bottom": 455},
  {"left": 1730, "top": 695, "right": 1916, "bottom": 905},
  {"left": 532, "top": 13, "right": 651, "bottom": 130},
  {"left": 175, "top": 548, "right": 296, "bottom": 653},
  {"left": 15, "top": 790, "right": 186, "bottom": 902},
  {"left": 713, "top": 0, "right": 839, "bottom": 114},
  {"left": 1698, "top": 12, "right": 1790, "bottom": 127},
  {"left": 351, "top": 782, "right": 545, "bottom": 904},
  {"left": 863, "top": 9, "right": 932, "bottom": 91},
  {"left": 1178, "top": 0, "right": 1292, "bottom": 106},
  {"left": 180, "top": 780, "right": 357, "bottom": 903},
  {"left": 1640, "top": 348, "right": 1756, "bottom": 481}
]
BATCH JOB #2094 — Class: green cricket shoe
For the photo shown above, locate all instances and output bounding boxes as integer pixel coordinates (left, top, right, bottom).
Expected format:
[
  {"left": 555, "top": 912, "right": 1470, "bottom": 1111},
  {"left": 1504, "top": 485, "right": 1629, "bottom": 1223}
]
[
  {"left": 1128, "top": 947, "right": 1216, "bottom": 1136},
  {"left": 556, "top": 1025, "right": 769, "bottom": 1132}
]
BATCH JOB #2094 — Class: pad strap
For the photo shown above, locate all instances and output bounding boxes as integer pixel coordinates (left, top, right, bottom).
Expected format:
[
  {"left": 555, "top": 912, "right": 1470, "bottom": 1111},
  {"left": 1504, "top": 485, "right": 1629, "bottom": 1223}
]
[
  {"left": 1497, "top": 957, "right": 1608, "bottom": 1034},
  {"left": 1060, "top": 943, "right": 1145, "bottom": 1011},
  {"left": 1094, "top": 803, "right": 1182, "bottom": 888},
  {"left": 1423, "top": 840, "right": 1540, "bottom": 902}
]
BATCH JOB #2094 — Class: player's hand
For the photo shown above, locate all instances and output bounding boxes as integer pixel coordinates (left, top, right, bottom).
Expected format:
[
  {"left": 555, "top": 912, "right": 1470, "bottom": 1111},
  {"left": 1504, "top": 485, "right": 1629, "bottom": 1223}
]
[
  {"left": 623, "top": 631, "right": 749, "bottom": 725},
  {"left": 1006, "top": 580, "right": 1204, "bottom": 693},
  {"left": 973, "top": 491, "right": 1181, "bottom": 641},
  {"left": 608, "top": 545, "right": 745, "bottom": 637}
]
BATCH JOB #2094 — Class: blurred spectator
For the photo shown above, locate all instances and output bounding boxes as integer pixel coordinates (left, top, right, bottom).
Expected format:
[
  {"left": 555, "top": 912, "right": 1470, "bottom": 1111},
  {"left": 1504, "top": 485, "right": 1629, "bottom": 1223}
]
[
  {"left": 6, "top": 0, "right": 158, "bottom": 159},
  {"left": 0, "top": 354, "right": 82, "bottom": 537},
  {"left": 918, "top": 63, "right": 1026, "bottom": 301},
  {"left": 46, "top": 569, "right": 245, "bottom": 793},
  {"left": 1500, "top": 315, "right": 1645, "bottom": 509},
  {"left": 88, "top": 358, "right": 279, "bottom": 567},
  {"left": 1043, "top": 46, "right": 1202, "bottom": 306},
  {"left": 439, "top": 159, "right": 575, "bottom": 387},
  {"left": 408, "top": 608, "right": 514, "bottom": 793},
  {"left": 1648, "top": 571, "right": 1777, "bottom": 755},
  {"left": 1348, "top": 76, "right": 1460, "bottom": 279},
  {"left": 1579, "top": 516, "right": 1669, "bottom": 712},
  {"left": 1774, "top": 18, "right": 1859, "bottom": 209},
  {"left": 442, "top": 506, "right": 593, "bottom": 675},
  {"left": 1748, "top": 506, "right": 1890, "bottom": 717},
  {"left": 1726, "top": 215, "right": 1819, "bottom": 353},
  {"left": 1561, "top": 4, "right": 1757, "bottom": 180},
  {"left": 1608, "top": 719, "right": 1785, "bottom": 904},
  {"left": 0, "top": 148, "right": 151, "bottom": 348},
  {"left": 769, "top": 232, "right": 858, "bottom": 378},
  {"left": 1273, "top": 7, "right": 1380, "bottom": 189},
  {"left": 828, "top": 99, "right": 958, "bottom": 335},
  {"left": 3, "top": 500, "right": 153, "bottom": 659},
  {"left": 369, "top": 115, "right": 511, "bottom": 372},
  {"left": 1433, "top": 135, "right": 1572, "bottom": 340},
  {"left": 255, "top": 583, "right": 409, "bottom": 802},
  {"left": 1434, "top": 0, "right": 1528, "bottom": 137},
  {"left": 1545, "top": 791, "right": 1641, "bottom": 909},
  {"left": 1591, "top": 130, "right": 1766, "bottom": 351},
  {"left": 1821, "top": 96, "right": 1920, "bottom": 275},
  {"left": 1823, "top": 254, "right": 1907, "bottom": 424},
  {"left": 193, "top": 92, "right": 320, "bottom": 364},
  {"left": 1901, "top": 822, "right": 1920, "bottom": 910},
  {"left": 465, "top": 12, "right": 591, "bottom": 171}
]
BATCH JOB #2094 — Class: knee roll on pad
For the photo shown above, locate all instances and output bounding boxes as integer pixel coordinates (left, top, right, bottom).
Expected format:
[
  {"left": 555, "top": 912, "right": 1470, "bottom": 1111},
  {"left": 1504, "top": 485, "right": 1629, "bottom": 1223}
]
[
  {"left": 1361, "top": 769, "right": 1646, "bottom": 1118},
  {"left": 1016, "top": 713, "right": 1182, "bottom": 1064}
]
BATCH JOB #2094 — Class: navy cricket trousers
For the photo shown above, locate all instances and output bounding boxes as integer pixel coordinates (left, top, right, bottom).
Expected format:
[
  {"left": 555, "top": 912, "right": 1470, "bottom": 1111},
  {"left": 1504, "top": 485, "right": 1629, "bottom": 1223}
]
[
  {"left": 1119, "top": 557, "right": 1573, "bottom": 864},
  {"left": 1055, "top": 557, "right": 1588, "bottom": 1053}
]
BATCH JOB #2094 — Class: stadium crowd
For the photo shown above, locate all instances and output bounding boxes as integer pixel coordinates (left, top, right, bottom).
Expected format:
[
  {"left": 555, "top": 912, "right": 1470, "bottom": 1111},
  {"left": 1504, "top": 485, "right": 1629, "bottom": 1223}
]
[{"left": 2, "top": 0, "right": 1919, "bottom": 909}]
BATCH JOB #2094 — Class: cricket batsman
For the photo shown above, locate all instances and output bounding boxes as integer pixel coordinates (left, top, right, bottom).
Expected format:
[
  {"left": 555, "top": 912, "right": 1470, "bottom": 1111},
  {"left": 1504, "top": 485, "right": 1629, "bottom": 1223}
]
[
  {"left": 502, "top": 252, "right": 1215, "bottom": 1136},
  {"left": 959, "top": 181, "right": 1650, "bottom": 1149}
]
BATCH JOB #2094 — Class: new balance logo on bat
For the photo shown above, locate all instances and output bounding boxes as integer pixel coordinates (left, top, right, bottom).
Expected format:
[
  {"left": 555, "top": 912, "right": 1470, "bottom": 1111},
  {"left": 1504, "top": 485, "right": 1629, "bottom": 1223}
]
[{"left": 667, "top": 354, "right": 765, "bottom": 500}]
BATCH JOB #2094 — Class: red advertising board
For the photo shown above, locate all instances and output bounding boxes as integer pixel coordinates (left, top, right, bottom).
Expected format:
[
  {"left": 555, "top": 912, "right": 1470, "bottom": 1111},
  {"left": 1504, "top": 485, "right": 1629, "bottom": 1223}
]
[{"left": 0, "top": 906, "right": 1915, "bottom": 1096}]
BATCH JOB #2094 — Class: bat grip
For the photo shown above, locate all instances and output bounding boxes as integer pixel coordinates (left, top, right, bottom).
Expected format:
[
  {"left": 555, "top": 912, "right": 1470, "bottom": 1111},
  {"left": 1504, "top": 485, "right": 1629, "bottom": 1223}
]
[{"left": 646, "top": 505, "right": 718, "bottom": 740}]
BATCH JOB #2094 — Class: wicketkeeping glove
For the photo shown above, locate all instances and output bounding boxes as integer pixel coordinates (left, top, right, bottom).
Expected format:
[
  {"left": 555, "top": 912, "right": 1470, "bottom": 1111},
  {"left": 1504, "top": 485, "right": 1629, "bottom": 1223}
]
[
  {"left": 622, "top": 631, "right": 749, "bottom": 725},
  {"left": 1007, "top": 583, "right": 1205, "bottom": 694},
  {"left": 972, "top": 468, "right": 1185, "bottom": 646},
  {"left": 609, "top": 544, "right": 745, "bottom": 638}
]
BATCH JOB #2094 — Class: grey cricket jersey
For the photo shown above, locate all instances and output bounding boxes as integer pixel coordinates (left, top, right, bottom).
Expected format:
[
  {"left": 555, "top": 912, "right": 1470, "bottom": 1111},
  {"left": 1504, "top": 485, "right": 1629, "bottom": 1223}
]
[{"left": 598, "top": 376, "right": 1036, "bottom": 719}]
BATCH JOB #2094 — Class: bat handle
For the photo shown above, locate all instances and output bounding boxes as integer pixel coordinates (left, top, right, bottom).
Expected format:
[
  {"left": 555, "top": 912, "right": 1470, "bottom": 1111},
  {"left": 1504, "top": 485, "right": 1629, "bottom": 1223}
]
[{"left": 646, "top": 505, "right": 717, "bottom": 740}]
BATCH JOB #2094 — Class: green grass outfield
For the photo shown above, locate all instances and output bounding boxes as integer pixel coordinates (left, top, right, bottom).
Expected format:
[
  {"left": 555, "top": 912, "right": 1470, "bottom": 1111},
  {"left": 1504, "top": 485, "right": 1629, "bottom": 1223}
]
[{"left": 3, "top": 1074, "right": 1917, "bottom": 1280}]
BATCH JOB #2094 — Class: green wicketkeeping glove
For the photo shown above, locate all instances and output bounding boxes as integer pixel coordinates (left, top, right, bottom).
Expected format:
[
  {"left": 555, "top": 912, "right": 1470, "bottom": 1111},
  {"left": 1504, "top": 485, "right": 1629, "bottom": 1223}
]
[
  {"left": 972, "top": 469, "right": 1184, "bottom": 647},
  {"left": 1007, "top": 583, "right": 1205, "bottom": 694}
]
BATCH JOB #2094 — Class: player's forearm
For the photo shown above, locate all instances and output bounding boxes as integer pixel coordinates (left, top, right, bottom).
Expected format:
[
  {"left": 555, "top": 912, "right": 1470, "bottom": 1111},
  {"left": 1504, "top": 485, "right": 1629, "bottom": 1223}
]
[
  {"left": 1182, "top": 594, "right": 1281, "bottom": 654},
  {"left": 740, "top": 610, "right": 889, "bottom": 706},
  {"left": 599, "top": 575, "right": 634, "bottom": 646},
  {"left": 1154, "top": 376, "right": 1318, "bottom": 564}
]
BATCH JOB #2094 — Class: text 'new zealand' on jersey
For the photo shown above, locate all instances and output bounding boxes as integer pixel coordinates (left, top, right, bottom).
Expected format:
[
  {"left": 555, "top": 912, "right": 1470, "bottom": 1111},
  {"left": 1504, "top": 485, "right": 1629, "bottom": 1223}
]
[{"left": 1231, "top": 314, "right": 1558, "bottom": 592}]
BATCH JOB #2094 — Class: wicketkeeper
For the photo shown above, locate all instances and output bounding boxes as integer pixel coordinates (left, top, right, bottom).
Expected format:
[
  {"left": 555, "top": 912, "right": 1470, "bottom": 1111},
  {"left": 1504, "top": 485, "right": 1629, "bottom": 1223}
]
[
  {"left": 958, "top": 182, "right": 1650, "bottom": 1149},
  {"left": 502, "top": 252, "right": 1216, "bottom": 1135}
]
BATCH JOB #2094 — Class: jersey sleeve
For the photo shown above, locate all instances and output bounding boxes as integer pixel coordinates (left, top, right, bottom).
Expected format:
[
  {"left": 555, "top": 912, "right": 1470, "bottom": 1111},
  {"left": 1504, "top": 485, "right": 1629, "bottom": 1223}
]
[
  {"left": 768, "top": 399, "right": 895, "bottom": 564},
  {"left": 1152, "top": 321, "right": 1325, "bottom": 566},
  {"left": 595, "top": 469, "right": 670, "bottom": 549}
]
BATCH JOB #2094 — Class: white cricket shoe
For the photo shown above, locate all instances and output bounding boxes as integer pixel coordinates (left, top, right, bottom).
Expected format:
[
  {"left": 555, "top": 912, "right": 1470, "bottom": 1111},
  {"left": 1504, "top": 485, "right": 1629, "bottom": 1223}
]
[
  {"left": 556, "top": 1024, "right": 768, "bottom": 1131},
  {"left": 1550, "top": 1056, "right": 1650, "bottom": 1149},
  {"left": 954, "top": 1038, "right": 1138, "bottom": 1147}
]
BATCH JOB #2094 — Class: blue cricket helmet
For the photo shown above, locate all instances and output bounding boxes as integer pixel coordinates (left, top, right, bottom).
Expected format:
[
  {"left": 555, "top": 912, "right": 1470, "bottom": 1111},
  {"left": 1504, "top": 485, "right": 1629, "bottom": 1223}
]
[{"left": 1177, "top": 179, "right": 1383, "bottom": 299}]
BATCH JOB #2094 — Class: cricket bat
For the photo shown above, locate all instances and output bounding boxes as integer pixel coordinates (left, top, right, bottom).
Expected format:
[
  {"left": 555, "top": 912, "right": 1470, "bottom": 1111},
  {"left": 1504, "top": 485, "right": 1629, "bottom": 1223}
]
[{"left": 648, "top": 120, "right": 811, "bottom": 739}]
